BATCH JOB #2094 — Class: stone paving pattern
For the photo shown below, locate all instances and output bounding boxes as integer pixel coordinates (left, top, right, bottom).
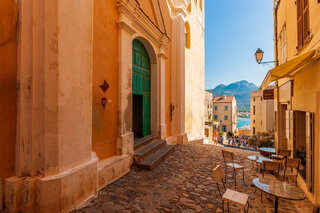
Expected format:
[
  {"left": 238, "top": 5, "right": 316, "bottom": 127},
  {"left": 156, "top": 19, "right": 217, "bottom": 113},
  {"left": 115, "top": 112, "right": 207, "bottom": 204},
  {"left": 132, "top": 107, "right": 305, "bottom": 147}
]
[{"left": 74, "top": 143, "right": 313, "bottom": 213}]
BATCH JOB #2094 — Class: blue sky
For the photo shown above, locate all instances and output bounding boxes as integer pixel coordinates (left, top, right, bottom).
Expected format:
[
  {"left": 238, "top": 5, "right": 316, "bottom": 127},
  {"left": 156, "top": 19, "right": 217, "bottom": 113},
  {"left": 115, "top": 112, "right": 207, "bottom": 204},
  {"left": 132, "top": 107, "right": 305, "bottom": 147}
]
[{"left": 205, "top": 0, "right": 274, "bottom": 89}]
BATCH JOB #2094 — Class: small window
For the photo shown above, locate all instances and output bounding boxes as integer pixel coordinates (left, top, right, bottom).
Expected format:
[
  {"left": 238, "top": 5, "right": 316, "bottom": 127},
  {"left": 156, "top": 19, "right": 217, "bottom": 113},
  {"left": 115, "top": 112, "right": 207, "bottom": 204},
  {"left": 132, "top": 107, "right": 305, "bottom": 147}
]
[
  {"left": 224, "top": 115, "right": 228, "bottom": 120},
  {"left": 253, "top": 127, "right": 256, "bottom": 135},
  {"left": 185, "top": 22, "right": 191, "bottom": 49},
  {"left": 253, "top": 98, "right": 255, "bottom": 102},
  {"left": 253, "top": 119, "right": 255, "bottom": 124},
  {"left": 214, "top": 115, "right": 218, "bottom": 120},
  {"left": 225, "top": 106, "right": 228, "bottom": 110},
  {"left": 253, "top": 106, "right": 256, "bottom": 115},
  {"left": 215, "top": 106, "right": 218, "bottom": 110}
]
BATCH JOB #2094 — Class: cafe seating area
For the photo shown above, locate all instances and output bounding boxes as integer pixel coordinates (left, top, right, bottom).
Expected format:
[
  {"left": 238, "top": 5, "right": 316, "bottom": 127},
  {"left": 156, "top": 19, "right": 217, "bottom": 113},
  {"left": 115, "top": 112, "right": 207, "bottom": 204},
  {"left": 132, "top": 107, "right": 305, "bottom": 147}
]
[{"left": 215, "top": 147, "right": 307, "bottom": 213}]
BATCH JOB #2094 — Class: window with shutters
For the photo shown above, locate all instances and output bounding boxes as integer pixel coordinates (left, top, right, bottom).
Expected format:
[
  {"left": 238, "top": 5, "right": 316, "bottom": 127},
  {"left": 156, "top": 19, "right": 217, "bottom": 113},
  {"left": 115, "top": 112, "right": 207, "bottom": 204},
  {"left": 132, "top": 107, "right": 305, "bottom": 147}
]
[{"left": 296, "top": 0, "right": 310, "bottom": 50}]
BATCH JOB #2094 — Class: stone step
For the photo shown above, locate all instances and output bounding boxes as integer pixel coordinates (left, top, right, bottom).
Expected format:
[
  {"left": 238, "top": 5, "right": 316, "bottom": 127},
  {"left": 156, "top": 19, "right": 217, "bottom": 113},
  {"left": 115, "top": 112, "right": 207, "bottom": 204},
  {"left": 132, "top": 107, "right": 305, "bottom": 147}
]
[
  {"left": 134, "top": 139, "right": 166, "bottom": 164},
  {"left": 134, "top": 135, "right": 157, "bottom": 151},
  {"left": 136, "top": 145, "right": 175, "bottom": 170}
]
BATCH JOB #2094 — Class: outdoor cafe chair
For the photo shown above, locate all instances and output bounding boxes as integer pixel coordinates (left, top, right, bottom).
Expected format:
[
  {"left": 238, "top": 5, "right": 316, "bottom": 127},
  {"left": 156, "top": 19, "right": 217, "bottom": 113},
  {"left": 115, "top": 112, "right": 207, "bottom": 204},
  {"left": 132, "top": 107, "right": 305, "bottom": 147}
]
[
  {"left": 271, "top": 149, "right": 291, "bottom": 160},
  {"left": 255, "top": 161, "right": 282, "bottom": 202},
  {"left": 221, "top": 150, "right": 246, "bottom": 188},
  {"left": 279, "top": 158, "right": 301, "bottom": 186},
  {"left": 213, "top": 165, "right": 249, "bottom": 213}
]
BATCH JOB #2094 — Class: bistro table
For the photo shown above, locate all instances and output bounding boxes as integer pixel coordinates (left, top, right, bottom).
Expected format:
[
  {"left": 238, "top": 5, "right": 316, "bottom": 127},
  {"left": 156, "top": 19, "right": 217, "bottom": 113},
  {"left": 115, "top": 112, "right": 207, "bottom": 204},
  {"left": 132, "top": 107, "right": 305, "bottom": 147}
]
[
  {"left": 253, "top": 177, "right": 306, "bottom": 213},
  {"left": 259, "top": 147, "right": 276, "bottom": 157},
  {"left": 248, "top": 155, "right": 273, "bottom": 170}
]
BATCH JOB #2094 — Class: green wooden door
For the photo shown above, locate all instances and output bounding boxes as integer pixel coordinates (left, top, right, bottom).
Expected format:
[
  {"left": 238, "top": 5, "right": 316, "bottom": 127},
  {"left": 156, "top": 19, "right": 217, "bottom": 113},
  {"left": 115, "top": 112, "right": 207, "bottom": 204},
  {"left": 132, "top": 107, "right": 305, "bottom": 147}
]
[{"left": 132, "top": 39, "right": 151, "bottom": 136}]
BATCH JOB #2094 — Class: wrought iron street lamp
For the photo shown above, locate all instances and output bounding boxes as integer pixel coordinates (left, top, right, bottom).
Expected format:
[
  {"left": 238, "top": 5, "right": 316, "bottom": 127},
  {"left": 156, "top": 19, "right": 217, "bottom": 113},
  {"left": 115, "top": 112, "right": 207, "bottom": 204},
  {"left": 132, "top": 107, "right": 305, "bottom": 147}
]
[{"left": 254, "top": 48, "right": 276, "bottom": 64}]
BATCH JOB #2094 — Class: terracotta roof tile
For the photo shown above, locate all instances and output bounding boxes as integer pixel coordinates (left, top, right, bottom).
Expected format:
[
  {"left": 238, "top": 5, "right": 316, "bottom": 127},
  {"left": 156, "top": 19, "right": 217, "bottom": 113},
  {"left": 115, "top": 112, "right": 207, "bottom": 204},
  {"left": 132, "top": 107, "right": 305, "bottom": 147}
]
[{"left": 213, "top": 96, "right": 234, "bottom": 103}]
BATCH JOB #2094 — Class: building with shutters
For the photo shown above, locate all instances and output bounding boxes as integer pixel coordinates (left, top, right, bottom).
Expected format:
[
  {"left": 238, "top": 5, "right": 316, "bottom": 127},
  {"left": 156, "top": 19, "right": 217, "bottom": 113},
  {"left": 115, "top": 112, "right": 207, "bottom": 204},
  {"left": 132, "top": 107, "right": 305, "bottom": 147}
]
[
  {"left": 260, "top": 0, "right": 320, "bottom": 206},
  {"left": 250, "top": 87, "right": 275, "bottom": 136},
  {"left": 212, "top": 96, "right": 238, "bottom": 134},
  {"left": 0, "top": 0, "right": 205, "bottom": 212}
]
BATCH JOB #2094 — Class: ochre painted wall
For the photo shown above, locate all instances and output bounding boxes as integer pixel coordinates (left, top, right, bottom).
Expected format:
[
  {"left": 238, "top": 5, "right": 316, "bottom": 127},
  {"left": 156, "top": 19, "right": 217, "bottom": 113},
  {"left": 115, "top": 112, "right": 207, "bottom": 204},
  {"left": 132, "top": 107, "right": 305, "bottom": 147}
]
[
  {"left": 0, "top": 0, "right": 17, "bottom": 183},
  {"left": 92, "top": 0, "right": 119, "bottom": 160}
]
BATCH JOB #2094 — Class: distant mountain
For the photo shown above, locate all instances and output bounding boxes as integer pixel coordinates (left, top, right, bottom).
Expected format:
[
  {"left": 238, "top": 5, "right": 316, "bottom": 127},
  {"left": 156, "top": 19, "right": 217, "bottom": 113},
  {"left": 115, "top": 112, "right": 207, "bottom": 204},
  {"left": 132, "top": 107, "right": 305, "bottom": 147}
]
[{"left": 207, "top": 80, "right": 258, "bottom": 107}]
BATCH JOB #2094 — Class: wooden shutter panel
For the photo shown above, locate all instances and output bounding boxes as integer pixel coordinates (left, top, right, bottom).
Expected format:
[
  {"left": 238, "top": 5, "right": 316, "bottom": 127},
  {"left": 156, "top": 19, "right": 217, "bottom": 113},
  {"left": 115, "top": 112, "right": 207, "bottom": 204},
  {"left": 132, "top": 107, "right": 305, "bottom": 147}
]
[
  {"left": 306, "top": 112, "right": 314, "bottom": 192},
  {"left": 303, "top": 0, "right": 309, "bottom": 43},
  {"left": 286, "top": 110, "right": 290, "bottom": 140},
  {"left": 297, "top": 0, "right": 303, "bottom": 48}
]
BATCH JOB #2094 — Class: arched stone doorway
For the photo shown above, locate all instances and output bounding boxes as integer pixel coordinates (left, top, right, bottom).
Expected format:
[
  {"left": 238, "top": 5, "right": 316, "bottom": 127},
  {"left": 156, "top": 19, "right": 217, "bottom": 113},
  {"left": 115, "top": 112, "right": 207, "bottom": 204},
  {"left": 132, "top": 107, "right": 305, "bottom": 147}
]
[{"left": 132, "top": 39, "right": 151, "bottom": 137}]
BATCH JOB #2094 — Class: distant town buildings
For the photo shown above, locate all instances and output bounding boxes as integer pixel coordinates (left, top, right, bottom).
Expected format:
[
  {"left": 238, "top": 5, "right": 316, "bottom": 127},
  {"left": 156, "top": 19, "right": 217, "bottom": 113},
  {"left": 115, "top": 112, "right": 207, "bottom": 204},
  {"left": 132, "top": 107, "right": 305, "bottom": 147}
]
[
  {"left": 212, "top": 96, "right": 238, "bottom": 133},
  {"left": 250, "top": 87, "right": 275, "bottom": 135}
]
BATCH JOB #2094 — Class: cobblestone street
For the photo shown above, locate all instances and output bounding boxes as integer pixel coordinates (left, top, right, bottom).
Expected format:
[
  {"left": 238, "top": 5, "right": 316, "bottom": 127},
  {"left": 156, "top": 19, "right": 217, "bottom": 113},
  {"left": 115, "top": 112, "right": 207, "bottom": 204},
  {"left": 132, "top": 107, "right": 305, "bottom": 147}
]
[{"left": 75, "top": 143, "right": 313, "bottom": 213}]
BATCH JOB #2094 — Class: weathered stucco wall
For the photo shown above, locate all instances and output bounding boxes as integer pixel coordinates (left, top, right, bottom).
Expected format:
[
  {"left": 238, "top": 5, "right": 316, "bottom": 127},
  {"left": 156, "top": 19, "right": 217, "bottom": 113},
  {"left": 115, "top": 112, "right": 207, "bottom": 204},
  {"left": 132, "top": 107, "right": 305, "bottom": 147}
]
[
  {"left": 185, "top": 0, "right": 205, "bottom": 140},
  {"left": 92, "top": 0, "right": 119, "bottom": 160},
  {"left": 0, "top": 0, "right": 17, "bottom": 191}
]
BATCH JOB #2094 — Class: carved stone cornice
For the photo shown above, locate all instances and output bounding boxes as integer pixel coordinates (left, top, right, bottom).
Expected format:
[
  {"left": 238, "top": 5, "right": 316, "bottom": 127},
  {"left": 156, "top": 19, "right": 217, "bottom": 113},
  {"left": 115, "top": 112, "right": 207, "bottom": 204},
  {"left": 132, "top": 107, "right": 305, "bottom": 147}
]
[
  {"left": 117, "top": 21, "right": 136, "bottom": 35},
  {"left": 117, "top": 0, "right": 170, "bottom": 49},
  {"left": 167, "top": 0, "right": 191, "bottom": 18}
]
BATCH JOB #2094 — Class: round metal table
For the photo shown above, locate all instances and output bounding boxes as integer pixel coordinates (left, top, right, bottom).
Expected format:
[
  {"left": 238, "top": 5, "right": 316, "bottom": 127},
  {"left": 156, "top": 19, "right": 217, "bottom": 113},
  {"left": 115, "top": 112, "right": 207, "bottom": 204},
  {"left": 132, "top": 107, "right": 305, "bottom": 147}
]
[
  {"left": 259, "top": 147, "right": 276, "bottom": 157},
  {"left": 253, "top": 177, "right": 306, "bottom": 213}
]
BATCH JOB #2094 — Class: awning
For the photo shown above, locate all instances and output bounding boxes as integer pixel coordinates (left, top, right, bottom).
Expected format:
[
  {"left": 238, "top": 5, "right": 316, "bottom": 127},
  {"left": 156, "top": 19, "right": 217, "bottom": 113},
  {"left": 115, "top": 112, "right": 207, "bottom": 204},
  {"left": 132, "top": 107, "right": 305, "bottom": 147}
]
[{"left": 260, "top": 50, "right": 316, "bottom": 90}]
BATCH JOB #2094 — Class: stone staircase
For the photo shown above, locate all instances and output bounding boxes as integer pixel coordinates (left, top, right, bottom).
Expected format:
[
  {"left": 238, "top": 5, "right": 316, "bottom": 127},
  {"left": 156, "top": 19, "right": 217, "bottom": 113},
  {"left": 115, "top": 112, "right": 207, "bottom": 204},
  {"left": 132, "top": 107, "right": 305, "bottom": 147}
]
[{"left": 134, "top": 135, "right": 175, "bottom": 170}]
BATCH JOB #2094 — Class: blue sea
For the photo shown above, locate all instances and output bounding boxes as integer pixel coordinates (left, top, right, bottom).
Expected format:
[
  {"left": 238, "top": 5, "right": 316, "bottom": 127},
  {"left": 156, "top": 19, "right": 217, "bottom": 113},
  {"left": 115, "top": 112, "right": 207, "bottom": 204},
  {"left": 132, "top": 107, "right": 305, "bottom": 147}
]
[{"left": 237, "top": 118, "right": 251, "bottom": 128}]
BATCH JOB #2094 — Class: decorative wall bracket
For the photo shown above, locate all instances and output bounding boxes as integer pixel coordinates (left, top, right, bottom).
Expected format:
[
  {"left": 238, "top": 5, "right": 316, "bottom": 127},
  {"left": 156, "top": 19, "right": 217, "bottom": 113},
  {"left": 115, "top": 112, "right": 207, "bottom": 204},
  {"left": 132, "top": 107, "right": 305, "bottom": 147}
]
[{"left": 100, "top": 80, "right": 109, "bottom": 93}]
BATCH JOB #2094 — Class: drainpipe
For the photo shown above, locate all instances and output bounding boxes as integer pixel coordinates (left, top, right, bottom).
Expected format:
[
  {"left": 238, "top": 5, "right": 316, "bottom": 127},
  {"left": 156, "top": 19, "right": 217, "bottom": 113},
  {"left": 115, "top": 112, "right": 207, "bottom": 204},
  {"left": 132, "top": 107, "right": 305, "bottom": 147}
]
[
  {"left": 274, "top": 0, "right": 280, "bottom": 67},
  {"left": 274, "top": 0, "right": 280, "bottom": 150}
]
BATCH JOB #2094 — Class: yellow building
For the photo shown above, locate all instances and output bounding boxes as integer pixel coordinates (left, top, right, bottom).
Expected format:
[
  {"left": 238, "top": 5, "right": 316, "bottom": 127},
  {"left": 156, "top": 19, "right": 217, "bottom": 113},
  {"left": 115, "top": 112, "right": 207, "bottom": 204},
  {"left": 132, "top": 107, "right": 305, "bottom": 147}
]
[
  {"left": 261, "top": 0, "right": 320, "bottom": 206},
  {"left": 0, "top": 0, "right": 205, "bottom": 212},
  {"left": 250, "top": 87, "right": 275, "bottom": 135},
  {"left": 212, "top": 96, "right": 238, "bottom": 133}
]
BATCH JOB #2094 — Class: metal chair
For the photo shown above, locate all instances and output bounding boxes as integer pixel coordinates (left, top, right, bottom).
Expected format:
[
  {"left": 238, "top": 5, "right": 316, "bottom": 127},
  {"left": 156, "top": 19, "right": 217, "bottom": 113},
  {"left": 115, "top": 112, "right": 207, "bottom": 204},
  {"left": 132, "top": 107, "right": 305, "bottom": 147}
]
[
  {"left": 279, "top": 158, "right": 301, "bottom": 186},
  {"left": 213, "top": 165, "right": 249, "bottom": 213},
  {"left": 222, "top": 150, "right": 246, "bottom": 188},
  {"left": 271, "top": 149, "right": 291, "bottom": 159},
  {"left": 256, "top": 161, "right": 282, "bottom": 202}
]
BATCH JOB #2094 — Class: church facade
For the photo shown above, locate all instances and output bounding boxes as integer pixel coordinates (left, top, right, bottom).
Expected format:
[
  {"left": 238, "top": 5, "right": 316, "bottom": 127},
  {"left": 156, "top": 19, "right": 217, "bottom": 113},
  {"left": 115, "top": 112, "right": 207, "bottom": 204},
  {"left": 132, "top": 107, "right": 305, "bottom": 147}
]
[{"left": 0, "top": 0, "right": 205, "bottom": 212}]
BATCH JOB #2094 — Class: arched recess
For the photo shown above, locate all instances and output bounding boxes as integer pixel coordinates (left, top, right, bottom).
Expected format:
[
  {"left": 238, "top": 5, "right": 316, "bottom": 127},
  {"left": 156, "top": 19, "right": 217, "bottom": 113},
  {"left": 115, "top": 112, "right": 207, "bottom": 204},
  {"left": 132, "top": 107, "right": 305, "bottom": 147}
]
[
  {"left": 132, "top": 36, "right": 158, "bottom": 137},
  {"left": 185, "top": 22, "right": 191, "bottom": 49}
]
